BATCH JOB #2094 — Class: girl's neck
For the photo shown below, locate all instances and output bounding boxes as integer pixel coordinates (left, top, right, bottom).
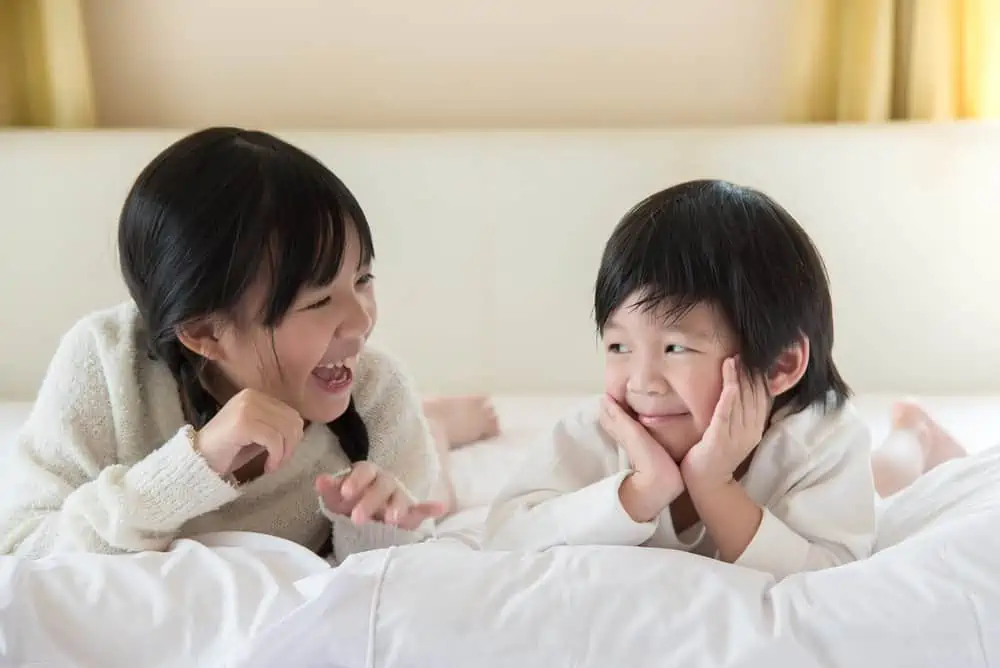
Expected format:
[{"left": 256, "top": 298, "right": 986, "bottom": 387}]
[{"left": 198, "top": 363, "right": 239, "bottom": 407}]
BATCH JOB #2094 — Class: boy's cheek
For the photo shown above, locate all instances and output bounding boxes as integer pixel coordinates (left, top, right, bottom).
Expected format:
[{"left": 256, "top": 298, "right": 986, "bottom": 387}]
[{"left": 602, "top": 370, "right": 629, "bottom": 405}]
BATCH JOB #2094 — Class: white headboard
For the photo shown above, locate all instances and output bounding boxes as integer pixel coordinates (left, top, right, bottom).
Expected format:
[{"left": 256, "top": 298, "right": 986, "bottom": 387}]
[{"left": 2, "top": 125, "right": 999, "bottom": 401}]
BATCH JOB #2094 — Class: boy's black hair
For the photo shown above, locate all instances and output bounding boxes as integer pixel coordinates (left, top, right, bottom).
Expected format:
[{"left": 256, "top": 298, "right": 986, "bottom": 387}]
[{"left": 594, "top": 179, "right": 850, "bottom": 414}]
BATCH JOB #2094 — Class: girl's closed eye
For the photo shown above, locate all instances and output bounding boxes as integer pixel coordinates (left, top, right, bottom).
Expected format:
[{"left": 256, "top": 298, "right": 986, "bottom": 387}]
[
  {"left": 356, "top": 272, "right": 375, "bottom": 287},
  {"left": 303, "top": 296, "right": 331, "bottom": 311}
]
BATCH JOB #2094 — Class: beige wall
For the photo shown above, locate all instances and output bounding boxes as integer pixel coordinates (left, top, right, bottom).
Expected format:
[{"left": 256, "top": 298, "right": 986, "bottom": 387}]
[{"left": 83, "top": 0, "right": 799, "bottom": 129}]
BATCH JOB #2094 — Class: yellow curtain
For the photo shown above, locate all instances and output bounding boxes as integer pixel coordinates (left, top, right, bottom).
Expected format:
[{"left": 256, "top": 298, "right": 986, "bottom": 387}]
[
  {"left": 787, "top": 0, "right": 1000, "bottom": 122},
  {"left": 0, "top": 0, "right": 96, "bottom": 127}
]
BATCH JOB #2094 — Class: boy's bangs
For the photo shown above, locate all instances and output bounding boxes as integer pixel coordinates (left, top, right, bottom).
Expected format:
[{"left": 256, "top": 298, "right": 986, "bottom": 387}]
[{"left": 596, "top": 209, "right": 722, "bottom": 332}]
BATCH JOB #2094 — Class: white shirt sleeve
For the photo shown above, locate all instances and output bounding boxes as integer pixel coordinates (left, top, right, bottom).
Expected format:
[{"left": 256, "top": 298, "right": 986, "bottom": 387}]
[
  {"left": 481, "top": 400, "right": 657, "bottom": 551},
  {"left": 734, "top": 403, "right": 877, "bottom": 580}
]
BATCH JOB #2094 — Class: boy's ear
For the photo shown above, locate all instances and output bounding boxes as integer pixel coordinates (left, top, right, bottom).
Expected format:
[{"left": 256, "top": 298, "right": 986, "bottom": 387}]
[
  {"left": 767, "top": 334, "right": 809, "bottom": 397},
  {"left": 175, "top": 317, "right": 227, "bottom": 362}
]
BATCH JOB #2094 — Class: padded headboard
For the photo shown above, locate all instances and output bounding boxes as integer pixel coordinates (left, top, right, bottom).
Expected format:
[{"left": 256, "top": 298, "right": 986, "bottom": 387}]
[{"left": 2, "top": 125, "right": 999, "bottom": 400}]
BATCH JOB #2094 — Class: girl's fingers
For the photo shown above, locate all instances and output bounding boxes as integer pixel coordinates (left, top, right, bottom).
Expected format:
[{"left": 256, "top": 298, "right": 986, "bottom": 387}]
[
  {"left": 315, "top": 473, "right": 354, "bottom": 515},
  {"left": 350, "top": 473, "right": 396, "bottom": 524},
  {"left": 341, "top": 462, "right": 378, "bottom": 500},
  {"left": 396, "top": 502, "right": 448, "bottom": 531},
  {"left": 384, "top": 490, "right": 413, "bottom": 525},
  {"left": 248, "top": 420, "right": 286, "bottom": 473}
]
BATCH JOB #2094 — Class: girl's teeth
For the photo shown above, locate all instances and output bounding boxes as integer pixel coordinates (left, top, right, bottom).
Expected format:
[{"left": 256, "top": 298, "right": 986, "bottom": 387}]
[{"left": 319, "top": 354, "right": 359, "bottom": 371}]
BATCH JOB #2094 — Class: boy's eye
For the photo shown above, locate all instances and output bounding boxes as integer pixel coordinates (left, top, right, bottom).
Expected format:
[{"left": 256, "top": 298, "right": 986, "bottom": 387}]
[
  {"left": 665, "top": 344, "right": 689, "bottom": 354},
  {"left": 357, "top": 272, "right": 375, "bottom": 286},
  {"left": 607, "top": 343, "right": 629, "bottom": 354}
]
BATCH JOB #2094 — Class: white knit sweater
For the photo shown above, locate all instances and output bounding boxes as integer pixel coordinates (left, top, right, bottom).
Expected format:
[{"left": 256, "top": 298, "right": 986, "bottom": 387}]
[{"left": 0, "top": 302, "right": 441, "bottom": 561}]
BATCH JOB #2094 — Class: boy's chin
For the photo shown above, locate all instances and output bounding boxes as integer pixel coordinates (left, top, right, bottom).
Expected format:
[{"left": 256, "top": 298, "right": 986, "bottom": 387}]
[{"left": 646, "top": 426, "right": 699, "bottom": 462}]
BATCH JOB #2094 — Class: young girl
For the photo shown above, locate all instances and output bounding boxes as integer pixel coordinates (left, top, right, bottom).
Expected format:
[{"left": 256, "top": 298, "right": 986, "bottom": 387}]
[
  {"left": 0, "top": 127, "right": 496, "bottom": 562},
  {"left": 482, "top": 179, "right": 877, "bottom": 581}
]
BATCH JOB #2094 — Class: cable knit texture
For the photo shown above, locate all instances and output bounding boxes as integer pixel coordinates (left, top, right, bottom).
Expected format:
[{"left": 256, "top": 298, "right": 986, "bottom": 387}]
[{"left": 0, "top": 302, "right": 440, "bottom": 561}]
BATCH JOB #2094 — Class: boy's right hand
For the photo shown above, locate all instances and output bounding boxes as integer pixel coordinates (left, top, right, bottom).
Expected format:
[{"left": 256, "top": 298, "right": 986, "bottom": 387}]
[
  {"left": 599, "top": 394, "right": 684, "bottom": 523},
  {"left": 194, "top": 389, "right": 305, "bottom": 478}
]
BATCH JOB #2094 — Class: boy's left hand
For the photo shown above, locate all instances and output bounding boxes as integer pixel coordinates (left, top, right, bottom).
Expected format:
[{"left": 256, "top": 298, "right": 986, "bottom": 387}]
[{"left": 682, "top": 356, "right": 769, "bottom": 487}]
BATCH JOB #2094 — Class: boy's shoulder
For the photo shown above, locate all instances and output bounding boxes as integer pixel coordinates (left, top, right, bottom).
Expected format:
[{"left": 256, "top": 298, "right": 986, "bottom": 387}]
[
  {"left": 761, "top": 394, "right": 871, "bottom": 466},
  {"left": 553, "top": 395, "right": 603, "bottom": 432},
  {"left": 548, "top": 395, "right": 619, "bottom": 453}
]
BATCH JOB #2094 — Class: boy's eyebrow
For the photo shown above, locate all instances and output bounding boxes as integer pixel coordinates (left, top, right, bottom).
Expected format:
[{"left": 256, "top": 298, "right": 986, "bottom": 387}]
[
  {"left": 659, "top": 319, "right": 716, "bottom": 342},
  {"left": 607, "top": 313, "right": 716, "bottom": 342}
]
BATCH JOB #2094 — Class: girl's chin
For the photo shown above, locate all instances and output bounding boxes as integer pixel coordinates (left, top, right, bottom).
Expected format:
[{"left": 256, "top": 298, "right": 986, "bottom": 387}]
[{"left": 300, "top": 393, "right": 351, "bottom": 424}]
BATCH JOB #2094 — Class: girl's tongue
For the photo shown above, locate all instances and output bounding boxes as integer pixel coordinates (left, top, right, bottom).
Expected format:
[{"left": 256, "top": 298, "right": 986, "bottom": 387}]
[{"left": 313, "top": 365, "right": 348, "bottom": 383}]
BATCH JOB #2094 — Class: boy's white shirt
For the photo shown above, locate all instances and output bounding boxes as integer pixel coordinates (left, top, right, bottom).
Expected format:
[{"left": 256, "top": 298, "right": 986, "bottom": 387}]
[{"left": 482, "top": 395, "right": 877, "bottom": 581}]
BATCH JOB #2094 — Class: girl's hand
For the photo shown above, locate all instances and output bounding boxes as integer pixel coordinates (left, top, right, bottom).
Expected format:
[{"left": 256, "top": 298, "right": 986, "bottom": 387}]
[
  {"left": 194, "top": 389, "right": 305, "bottom": 477},
  {"left": 682, "top": 357, "right": 769, "bottom": 488},
  {"left": 315, "top": 463, "right": 447, "bottom": 531},
  {"left": 599, "top": 394, "right": 685, "bottom": 523}
]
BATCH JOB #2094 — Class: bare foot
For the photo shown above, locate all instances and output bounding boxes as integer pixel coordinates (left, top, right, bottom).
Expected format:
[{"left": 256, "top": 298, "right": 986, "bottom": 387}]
[
  {"left": 891, "top": 402, "right": 967, "bottom": 470},
  {"left": 423, "top": 395, "right": 501, "bottom": 448}
]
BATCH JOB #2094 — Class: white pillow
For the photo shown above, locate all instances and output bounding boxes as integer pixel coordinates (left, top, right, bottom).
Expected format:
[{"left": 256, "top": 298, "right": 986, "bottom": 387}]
[
  {"left": 3, "top": 448, "right": 999, "bottom": 668},
  {"left": 0, "top": 532, "right": 330, "bottom": 667},
  {"left": 238, "top": 446, "right": 1000, "bottom": 668}
]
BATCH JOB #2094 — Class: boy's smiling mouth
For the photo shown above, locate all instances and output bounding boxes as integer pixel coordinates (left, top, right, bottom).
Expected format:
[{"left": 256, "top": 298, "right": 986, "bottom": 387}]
[{"left": 634, "top": 411, "right": 690, "bottom": 426}]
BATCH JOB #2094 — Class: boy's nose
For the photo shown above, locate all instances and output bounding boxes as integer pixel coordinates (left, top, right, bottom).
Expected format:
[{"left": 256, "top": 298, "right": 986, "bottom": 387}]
[{"left": 628, "top": 369, "right": 670, "bottom": 396}]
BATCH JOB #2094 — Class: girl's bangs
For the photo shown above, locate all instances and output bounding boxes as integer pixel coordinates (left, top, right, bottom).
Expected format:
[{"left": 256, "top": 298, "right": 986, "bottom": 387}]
[{"left": 256, "top": 160, "right": 374, "bottom": 326}]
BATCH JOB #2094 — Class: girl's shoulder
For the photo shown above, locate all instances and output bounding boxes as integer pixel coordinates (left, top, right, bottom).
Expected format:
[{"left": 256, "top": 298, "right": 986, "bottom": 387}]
[
  {"left": 28, "top": 301, "right": 160, "bottom": 454},
  {"left": 46, "top": 301, "right": 147, "bottom": 385}
]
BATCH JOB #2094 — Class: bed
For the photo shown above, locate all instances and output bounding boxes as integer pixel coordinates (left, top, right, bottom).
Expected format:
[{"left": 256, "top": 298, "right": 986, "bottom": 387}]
[
  {"left": 1, "top": 395, "right": 999, "bottom": 667},
  {"left": 2, "top": 125, "right": 1000, "bottom": 666}
]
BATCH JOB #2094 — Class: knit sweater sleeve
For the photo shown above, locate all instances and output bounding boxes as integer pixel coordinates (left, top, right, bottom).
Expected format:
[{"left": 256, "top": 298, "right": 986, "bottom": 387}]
[
  {"left": 324, "top": 345, "right": 441, "bottom": 562},
  {"left": 0, "top": 318, "right": 240, "bottom": 558}
]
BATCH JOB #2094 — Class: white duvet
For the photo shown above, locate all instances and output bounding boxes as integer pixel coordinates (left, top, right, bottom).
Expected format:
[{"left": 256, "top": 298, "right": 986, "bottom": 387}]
[{"left": 1, "top": 446, "right": 998, "bottom": 667}]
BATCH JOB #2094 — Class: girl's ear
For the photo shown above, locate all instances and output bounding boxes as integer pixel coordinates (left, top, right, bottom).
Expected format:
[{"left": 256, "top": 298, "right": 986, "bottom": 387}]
[
  {"left": 767, "top": 333, "right": 809, "bottom": 397},
  {"left": 175, "top": 317, "right": 227, "bottom": 362}
]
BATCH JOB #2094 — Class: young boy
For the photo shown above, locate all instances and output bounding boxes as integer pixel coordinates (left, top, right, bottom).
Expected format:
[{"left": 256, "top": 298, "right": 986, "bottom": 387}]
[{"left": 481, "top": 180, "right": 876, "bottom": 582}]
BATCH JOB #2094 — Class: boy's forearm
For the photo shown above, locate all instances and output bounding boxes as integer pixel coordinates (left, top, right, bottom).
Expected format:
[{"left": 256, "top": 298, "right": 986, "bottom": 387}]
[{"left": 685, "top": 476, "right": 762, "bottom": 563}]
